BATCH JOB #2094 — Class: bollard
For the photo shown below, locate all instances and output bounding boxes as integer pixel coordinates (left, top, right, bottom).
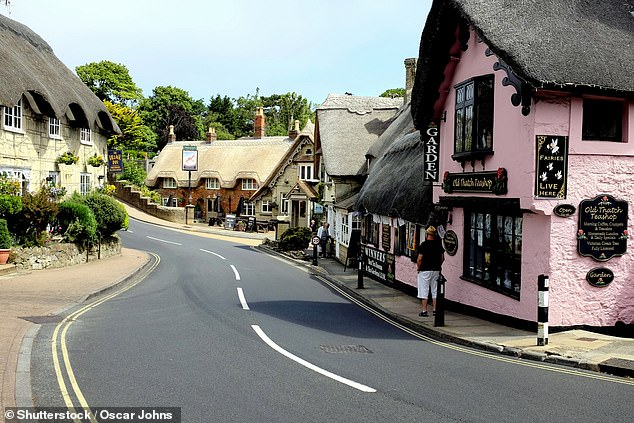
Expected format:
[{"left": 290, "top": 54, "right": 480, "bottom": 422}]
[
  {"left": 537, "top": 274, "right": 549, "bottom": 346},
  {"left": 357, "top": 254, "right": 364, "bottom": 289},
  {"left": 434, "top": 273, "right": 446, "bottom": 327},
  {"left": 312, "top": 244, "right": 318, "bottom": 266}
]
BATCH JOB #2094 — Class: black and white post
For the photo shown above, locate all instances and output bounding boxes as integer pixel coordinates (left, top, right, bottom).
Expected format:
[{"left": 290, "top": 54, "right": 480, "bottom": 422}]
[{"left": 537, "top": 274, "right": 549, "bottom": 346}]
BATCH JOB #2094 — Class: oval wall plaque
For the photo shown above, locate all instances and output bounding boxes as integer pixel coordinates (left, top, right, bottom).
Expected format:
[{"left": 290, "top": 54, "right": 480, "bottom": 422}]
[
  {"left": 586, "top": 267, "right": 614, "bottom": 288},
  {"left": 443, "top": 230, "right": 459, "bottom": 256},
  {"left": 553, "top": 204, "right": 576, "bottom": 217}
]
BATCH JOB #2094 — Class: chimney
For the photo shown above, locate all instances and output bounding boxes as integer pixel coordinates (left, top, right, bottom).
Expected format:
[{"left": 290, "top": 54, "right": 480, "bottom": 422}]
[
  {"left": 288, "top": 119, "right": 300, "bottom": 140},
  {"left": 167, "top": 125, "right": 176, "bottom": 143},
  {"left": 404, "top": 57, "right": 417, "bottom": 105},
  {"left": 254, "top": 106, "right": 265, "bottom": 138},
  {"left": 206, "top": 127, "right": 217, "bottom": 143}
]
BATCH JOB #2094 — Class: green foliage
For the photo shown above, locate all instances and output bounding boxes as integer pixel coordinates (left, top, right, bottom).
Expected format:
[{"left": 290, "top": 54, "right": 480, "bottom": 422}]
[
  {"left": 7, "top": 184, "right": 58, "bottom": 247},
  {"left": 0, "top": 173, "right": 20, "bottom": 195},
  {"left": 88, "top": 154, "right": 105, "bottom": 167},
  {"left": 57, "top": 201, "right": 97, "bottom": 244},
  {"left": 76, "top": 61, "right": 143, "bottom": 105},
  {"left": 139, "top": 86, "right": 205, "bottom": 150},
  {"left": 279, "top": 226, "right": 312, "bottom": 251},
  {"left": 77, "top": 192, "right": 128, "bottom": 238},
  {"left": 104, "top": 100, "right": 157, "bottom": 152},
  {"left": 0, "top": 195, "right": 22, "bottom": 217},
  {"left": 261, "top": 92, "right": 314, "bottom": 136},
  {"left": 0, "top": 218, "right": 12, "bottom": 249},
  {"left": 138, "top": 185, "right": 162, "bottom": 204},
  {"left": 119, "top": 160, "right": 147, "bottom": 186},
  {"left": 380, "top": 88, "right": 405, "bottom": 98}
]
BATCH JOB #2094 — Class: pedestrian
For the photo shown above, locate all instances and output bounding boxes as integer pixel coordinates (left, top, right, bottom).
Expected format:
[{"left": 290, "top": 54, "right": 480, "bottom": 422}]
[
  {"left": 317, "top": 222, "right": 330, "bottom": 258},
  {"left": 309, "top": 219, "right": 317, "bottom": 234},
  {"left": 416, "top": 226, "right": 445, "bottom": 317}
]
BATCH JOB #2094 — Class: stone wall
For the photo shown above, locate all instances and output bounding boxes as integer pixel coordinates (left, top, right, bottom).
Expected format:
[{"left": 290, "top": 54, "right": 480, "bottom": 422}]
[
  {"left": 10, "top": 239, "right": 122, "bottom": 272},
  {"left": 113, "top": 181, "right": 186, "bottom": 224}
]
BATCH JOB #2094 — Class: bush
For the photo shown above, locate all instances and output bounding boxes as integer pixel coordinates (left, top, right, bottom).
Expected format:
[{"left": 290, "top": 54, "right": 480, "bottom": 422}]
[
  {"left": 0, "top": 194, "right": 22, "bottom": 217},
  {"left": 76, "top": 192, "right": 128, "bottom": 238},
  {"left": 57, "top": 201, "right": 97, "bottom": 244},
  {"left": 279, "top": 226, "right": 312, "bottom": 251},
  {"left": 0, "top": 218, "right": 12, "bottom": 249},
  {"left": 119, "top": 160, "right": 147, "bottom": 186},
  {"left": 7, "top": 185, "right": 58, "bottom": 247}
]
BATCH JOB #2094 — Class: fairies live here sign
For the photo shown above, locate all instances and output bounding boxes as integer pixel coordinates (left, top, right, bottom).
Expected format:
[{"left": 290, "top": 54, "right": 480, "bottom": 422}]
[{"left": 577, "top": 195, "right": 628, "bottom": 261}]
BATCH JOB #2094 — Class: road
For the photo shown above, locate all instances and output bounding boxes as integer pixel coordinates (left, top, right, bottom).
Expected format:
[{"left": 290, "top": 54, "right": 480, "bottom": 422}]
[{"left": 29, "top": 218, "right": 634, "bottom": 423}]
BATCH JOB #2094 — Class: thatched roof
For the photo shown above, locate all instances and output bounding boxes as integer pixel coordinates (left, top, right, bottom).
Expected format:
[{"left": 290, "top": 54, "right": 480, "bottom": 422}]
[
  {"left": 316, "top": 94, "right": 402, "bottom": 177},
  {"left": 356, "top": 131, "right": 432, "bottom": 224},
  {"left": 145, "top": 138, "right": 295, "bottom": 188},
  {"left": 0, "top": 14, "right": 119, "bottom": 133},
  {"left": 412, "top": 0, "right": 634, "bottom": 129}
]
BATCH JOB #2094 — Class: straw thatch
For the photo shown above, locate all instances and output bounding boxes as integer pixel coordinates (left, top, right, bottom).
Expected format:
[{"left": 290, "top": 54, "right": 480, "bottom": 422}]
[{"left": 0, "top": 13, "right": 119, "bottom": 133}]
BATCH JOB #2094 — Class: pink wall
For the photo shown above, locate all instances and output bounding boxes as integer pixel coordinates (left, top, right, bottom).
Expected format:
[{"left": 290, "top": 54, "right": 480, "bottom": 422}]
[{"left": 433, "top": 29, "right": 634, "bottom": 326}]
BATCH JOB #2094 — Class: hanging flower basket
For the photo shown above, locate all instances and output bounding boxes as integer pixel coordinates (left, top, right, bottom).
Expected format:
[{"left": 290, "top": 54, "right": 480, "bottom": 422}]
[
  {"left": 88, "top": 154, "right": 105, "bottom": 167},
  {"left": 56, "top": 151, "right": 79, "bottom": 165}
]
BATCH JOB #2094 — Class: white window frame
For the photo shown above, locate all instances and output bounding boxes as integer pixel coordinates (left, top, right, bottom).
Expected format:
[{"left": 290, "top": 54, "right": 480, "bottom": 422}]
[
  {"left": 49, "top": 117, "right": 61, "bottom": 139},
  {"left": 280, "top": 192, "right": 289, "bottom": 214},
  {"left": 3, "top": 99, "right": 23, "bottom": 132},
  {"left": 243, "top": 202, "right": 255, "bottom": 216},
  {"left": 299, "top": 164, "right": 313, "bottom": 181},
  {"left": 80, "top": 173, "right": 91, "bottom": 195},
  {"left": 242, "top": 178, "right": 258, "bottom": 190},
  {"left": 261, "top": 200, "right": 272, "bottom": 214},
  {"left": 339, "top": 212, "right": 350, "bottom": 246},
  {"left": 163, "top": 178, "right": 177, "bottom": 189},
  {"left": 206, "top": 177, "right": 220, "bottom": 189},
  {"left": 80, "top": 128, "right": 92, "bottom": 145}
]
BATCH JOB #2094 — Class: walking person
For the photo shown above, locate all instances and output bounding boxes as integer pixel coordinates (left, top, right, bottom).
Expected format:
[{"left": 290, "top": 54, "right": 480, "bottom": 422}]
[
  {"left": 416, "top": 226, "right": 445, "bottom": 317},
  {"left": 317, "top": 222, "right": 330, "bottom": 258}
]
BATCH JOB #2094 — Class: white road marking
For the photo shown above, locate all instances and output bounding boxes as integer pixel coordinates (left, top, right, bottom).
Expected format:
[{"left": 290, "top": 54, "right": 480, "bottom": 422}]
[
  {"left": 200, "top": 248, "right": 226, "bottom": 260},
  {"left": 237, "top": 288, "right": 250, "bottom": 310},
  {"left": 230, "top": 265, "right": 241, "bottom": 281},
  {"left": 146, "top": 236, "right": 182, "bottom": 245},
  {"left": 251, "top": 325, "right": 376, "bottom": 393}
]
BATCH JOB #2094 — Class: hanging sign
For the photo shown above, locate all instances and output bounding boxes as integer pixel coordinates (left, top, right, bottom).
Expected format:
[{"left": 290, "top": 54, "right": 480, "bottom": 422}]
[
  {"left": 108, "top": 149, "right": 123, "bottom": 173},
  {"left": 577, "top": 195, "right": 628, "bottom": 261},
  {"left": 423, "top": 125, "right": 440, "bottom": 182},
  {"left": 586, "top": 267, "right": 614, "bottom": 288},
  {"left": 443, "top": 230, "right": 459, "bottom": 256},
  {"left": 182, "top": 145, "right": 198, "bottom": 171},
  {"left": 535, "top": 135, "right": 568, "bottom": 198}
]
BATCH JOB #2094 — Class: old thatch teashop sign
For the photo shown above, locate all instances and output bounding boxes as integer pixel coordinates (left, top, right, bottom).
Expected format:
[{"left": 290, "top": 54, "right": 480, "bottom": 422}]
[
  {"left": 442, "top": 168, "right": 508, "bottom": 195},
  {"left": 577, "top": 195, "right": 628, "bottom": 261},
  {"left": 535, "top": 135, "right": 568, "bottom": 199}
]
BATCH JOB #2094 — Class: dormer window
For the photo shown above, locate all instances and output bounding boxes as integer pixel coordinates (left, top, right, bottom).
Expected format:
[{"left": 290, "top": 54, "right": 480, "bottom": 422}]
[
  {"left": 453, "top": 75, "right": 494, "bottom": 161},
  {"left": 242, "top": 178, "right": 258, "bottom": 190},
  {"left": 582, "top": 99, "right": 623, "bottom": 142}
]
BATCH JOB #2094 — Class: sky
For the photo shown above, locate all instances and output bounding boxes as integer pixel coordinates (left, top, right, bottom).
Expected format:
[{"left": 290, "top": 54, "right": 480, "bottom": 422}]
[{"left": 3, "top": 0, "right": 433, "bottom": 106}]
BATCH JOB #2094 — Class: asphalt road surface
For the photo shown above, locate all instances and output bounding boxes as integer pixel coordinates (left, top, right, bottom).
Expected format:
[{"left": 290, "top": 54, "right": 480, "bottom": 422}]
[{"left": 29, "top": 218, "right": 634, "bottom": 423}]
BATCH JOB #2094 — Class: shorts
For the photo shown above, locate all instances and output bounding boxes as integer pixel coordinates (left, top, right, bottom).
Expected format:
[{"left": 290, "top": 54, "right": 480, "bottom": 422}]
[{"left": 417, "top": 270, "right": 440, "bottom": 299}]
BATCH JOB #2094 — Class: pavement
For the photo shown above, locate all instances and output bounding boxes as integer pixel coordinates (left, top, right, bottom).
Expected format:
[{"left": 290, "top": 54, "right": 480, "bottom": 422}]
[{"left": 1, "top": 204, "right": 633, "bottom": 412}]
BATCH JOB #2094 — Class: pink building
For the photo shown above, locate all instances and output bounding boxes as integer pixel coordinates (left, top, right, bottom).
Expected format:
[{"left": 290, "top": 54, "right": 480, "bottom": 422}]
[{"left": 408, "top": 0, "right": 634, "bottom": 330}]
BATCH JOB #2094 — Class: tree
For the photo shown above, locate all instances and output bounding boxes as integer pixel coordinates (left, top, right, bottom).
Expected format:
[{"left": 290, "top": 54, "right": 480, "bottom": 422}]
[
  {"left": 76, "top": 61, "right": 143, "bottom": 105},
  {"left": 103, "top": 101, "right": 156, "bottom": 154},
  {"left": 261, "top": 92, "right": 314, "bottom": 136},
  {"left": 380, "top": 88, "right": 405, "bottom": 98},
  {"left": 138, "top": 86, "right": 205, "bottom": 150}
]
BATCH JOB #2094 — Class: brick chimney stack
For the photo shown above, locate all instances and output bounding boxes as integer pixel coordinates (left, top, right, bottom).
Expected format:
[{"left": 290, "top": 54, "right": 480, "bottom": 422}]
[
  {"left": 254, "top": 106, "right": 265, "bottom": 138},
  {"left": 404, "top": 58, "right": 417, "bottom": 105},
  {"left": 288, "top": 119, "right": 300, "bottom": 140},
  {"left": 206, "top": 127, "right": 217, "bottom": 143},
  {"left": 168, "top": 125, "right": 176, "bottom": 143}
]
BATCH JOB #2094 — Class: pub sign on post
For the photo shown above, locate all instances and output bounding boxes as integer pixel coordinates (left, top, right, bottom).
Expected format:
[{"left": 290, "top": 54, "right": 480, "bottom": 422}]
[{"left": 182, "top": 145, "right": 198, "bottom": 172}]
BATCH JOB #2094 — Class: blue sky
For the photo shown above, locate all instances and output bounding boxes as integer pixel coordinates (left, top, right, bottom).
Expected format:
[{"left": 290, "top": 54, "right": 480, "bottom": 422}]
[{"left": 4, "top": 0, "right": 432, "bottom": 106}]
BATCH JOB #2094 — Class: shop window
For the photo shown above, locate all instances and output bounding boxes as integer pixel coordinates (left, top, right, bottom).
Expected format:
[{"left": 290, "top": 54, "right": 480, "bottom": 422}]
[
  {"left": 582, "top": 99, "right": 623, "bottom": 142},
  {"left": 454, "top": 75, "right": 494, "bottom": 160},
  {"left": 340, "top": 213, "right": 350, "bottom": 246},
  {"left": 3, "top": 99, "right": 22, "bottom": 132},
  {"left": 362, "top": 214, "right": 379, "bottom": 247},
  {"left": 464, "top": 211, "right": 522, "bottom": 299}
]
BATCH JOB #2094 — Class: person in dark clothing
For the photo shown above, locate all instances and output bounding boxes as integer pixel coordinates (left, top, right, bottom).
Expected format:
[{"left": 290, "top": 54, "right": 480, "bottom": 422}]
[{"left": 416, "top": 226, "right": 445, "bottom": 317}]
